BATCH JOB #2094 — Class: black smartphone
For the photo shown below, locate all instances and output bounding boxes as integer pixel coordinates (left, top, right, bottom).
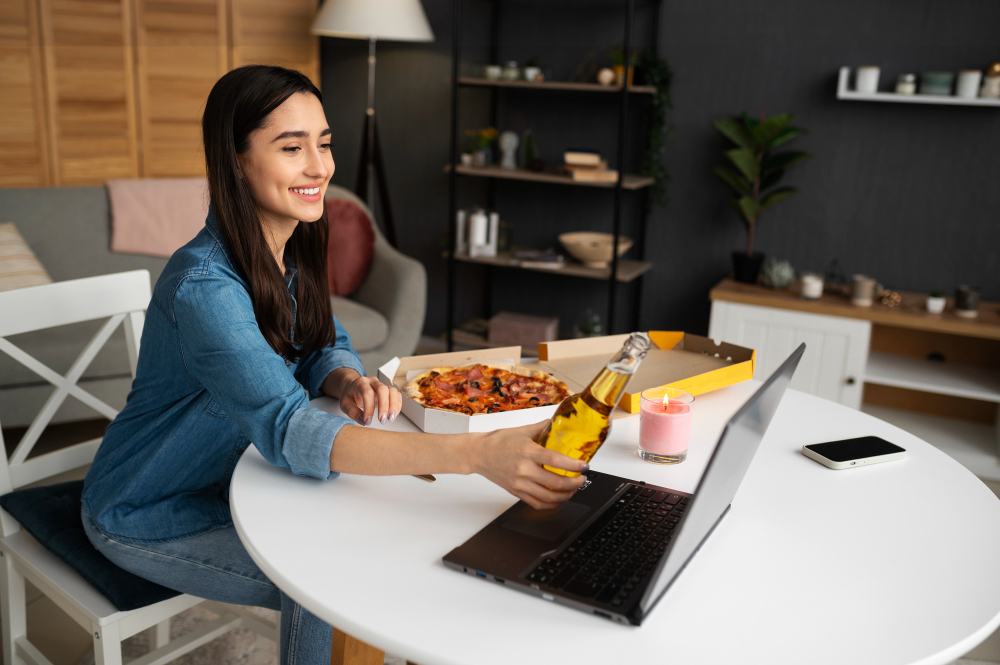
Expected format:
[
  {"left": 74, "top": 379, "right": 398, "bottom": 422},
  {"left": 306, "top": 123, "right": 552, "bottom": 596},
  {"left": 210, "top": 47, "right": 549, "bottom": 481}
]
[{"left": 802, "top": 436, "right": 907, "bottom": 470}]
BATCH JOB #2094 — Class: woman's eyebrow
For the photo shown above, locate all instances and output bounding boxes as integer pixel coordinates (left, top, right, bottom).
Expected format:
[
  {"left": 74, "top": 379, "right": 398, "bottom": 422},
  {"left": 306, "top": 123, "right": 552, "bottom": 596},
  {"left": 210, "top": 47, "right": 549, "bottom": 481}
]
[{"left": 270, "top": 128, "right": 332, "bottom": 142}]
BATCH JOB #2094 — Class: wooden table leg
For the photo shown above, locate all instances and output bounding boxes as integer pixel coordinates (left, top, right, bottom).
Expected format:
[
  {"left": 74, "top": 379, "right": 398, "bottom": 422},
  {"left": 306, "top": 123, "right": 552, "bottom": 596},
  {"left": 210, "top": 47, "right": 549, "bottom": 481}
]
[{"left": 331, "top": 627, "right": 385, "bottom": 665}]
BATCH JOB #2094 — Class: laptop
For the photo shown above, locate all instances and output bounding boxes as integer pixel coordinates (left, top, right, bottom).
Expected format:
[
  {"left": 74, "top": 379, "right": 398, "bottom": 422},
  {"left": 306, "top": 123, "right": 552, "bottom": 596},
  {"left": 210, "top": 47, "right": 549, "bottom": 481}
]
[{"left": 443, "top": 343, "right": 805, "bottom": 625}]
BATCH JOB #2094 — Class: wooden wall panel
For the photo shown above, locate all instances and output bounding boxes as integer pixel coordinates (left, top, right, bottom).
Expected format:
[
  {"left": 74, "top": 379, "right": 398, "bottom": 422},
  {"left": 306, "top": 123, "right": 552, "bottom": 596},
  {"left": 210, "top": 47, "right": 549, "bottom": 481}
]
[
  {"left": 38, "top": 0, "right": 140, "bottom": 185},
  {"left": 230, "top": 0, "right": 318, "bottom": 88},
  {"left": 0, "top": 0, "right": 51, "bottom": 187},
  {"left": 134, "top": 0, "right": 228, "bottom": 177}
]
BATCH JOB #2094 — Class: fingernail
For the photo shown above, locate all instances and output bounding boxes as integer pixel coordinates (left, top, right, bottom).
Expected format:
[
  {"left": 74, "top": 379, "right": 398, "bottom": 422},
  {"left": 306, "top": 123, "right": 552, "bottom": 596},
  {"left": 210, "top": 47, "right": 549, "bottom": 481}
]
[
  {"left": 365, "top": 417, "right": 373, "bottom": 427},
  {"left": 380, "top": 414, "right": 388, "bottom": 425},
  {"left": 356, "top": 417, "right": 365, "bottom": 426},
  {"left": 390, "top": 411, "right": 397, "bottom": 422},
  {"left": 581, "top": 463, "right": 590, "bottom": 473}
]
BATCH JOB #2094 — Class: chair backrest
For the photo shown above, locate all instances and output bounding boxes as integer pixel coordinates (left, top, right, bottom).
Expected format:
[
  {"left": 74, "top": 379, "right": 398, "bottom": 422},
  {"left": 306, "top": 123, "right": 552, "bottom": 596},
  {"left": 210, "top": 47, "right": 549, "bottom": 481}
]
[{"left": 0, "top": 270, "right": 151, "bottom": 504}]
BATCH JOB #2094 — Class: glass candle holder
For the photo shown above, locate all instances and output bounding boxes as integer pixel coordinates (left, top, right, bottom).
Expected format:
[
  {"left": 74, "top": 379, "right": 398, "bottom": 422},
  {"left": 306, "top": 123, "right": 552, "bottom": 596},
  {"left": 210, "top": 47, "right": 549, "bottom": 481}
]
[{"left": 638, "top": 387, "right": 694, "bottom": 464}]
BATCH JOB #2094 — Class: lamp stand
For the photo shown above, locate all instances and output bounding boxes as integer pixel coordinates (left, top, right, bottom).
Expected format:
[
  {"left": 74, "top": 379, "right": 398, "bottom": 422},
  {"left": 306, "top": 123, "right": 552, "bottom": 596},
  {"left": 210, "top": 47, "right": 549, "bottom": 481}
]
[{"left": 354, "top": 37, "right": 398, "bottom": 247}]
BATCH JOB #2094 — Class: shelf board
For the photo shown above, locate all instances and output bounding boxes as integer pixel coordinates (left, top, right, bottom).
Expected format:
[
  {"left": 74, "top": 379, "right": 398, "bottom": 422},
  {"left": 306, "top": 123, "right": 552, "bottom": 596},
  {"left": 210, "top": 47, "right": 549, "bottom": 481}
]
[
  {"left": 445, "top": 164, "right": 655, "bottom": 190},
  {"left": 862, "top": 404, "right": 1000, "bottom": 480},
  {"left": 864, "top": 351, "right": 1000, "bottom": 404},
  {"left": 458, "top": 76, "right": 656, "bottom": 95},
  {"left": 451, "top": 251, "right": 651, "bottom": 283},
  {"left": 836, "top": 66, "right": 1000, "bottom": 107}
]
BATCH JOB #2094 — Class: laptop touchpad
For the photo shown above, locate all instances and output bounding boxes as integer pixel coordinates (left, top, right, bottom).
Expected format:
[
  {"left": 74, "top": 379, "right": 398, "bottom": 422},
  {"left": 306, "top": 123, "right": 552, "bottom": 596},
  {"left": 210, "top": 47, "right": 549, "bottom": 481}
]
[{"left": 501, "top": 501, "right": 591, "bottom": 542}]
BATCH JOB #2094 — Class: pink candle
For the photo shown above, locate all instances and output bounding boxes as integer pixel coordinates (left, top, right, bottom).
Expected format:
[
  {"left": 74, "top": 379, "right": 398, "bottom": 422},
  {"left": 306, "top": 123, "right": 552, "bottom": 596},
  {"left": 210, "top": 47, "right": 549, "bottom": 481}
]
[{"left": 638, "top": 388, "right": 694, "bottom": 464}]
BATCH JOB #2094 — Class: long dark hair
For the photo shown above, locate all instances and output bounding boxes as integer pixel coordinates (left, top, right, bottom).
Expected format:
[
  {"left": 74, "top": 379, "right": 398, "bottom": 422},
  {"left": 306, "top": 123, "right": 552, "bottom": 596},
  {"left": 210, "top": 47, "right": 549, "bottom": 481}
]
[{"left": 202, "top": 65, "right": 333, "bottom": 361}]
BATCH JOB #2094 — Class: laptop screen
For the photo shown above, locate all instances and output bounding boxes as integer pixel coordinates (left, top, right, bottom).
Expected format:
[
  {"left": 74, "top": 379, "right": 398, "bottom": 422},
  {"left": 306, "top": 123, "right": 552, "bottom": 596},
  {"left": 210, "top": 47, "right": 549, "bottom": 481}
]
[{"left": 638, "top": 344, "right": 804, "bottom": 617}]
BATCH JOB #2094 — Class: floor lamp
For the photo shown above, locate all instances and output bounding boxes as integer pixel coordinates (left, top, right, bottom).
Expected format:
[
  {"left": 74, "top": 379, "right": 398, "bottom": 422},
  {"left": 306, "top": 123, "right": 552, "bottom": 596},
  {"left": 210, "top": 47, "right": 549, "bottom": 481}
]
[{"left": 312, "top": 0, "right": 435, "bottom": 248}]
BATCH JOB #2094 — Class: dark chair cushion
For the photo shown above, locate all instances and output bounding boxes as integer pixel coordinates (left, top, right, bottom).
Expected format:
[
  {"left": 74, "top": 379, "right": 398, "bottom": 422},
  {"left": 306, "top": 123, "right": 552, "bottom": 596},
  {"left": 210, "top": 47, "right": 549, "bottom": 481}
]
[{"left": 0, "top": 480, "right": 180, "bottom": 611}]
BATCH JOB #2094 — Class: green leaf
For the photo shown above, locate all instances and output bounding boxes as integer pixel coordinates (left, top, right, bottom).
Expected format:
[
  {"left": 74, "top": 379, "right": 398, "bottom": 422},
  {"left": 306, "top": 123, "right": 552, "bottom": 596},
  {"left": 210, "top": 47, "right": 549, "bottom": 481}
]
[
  {"left": 760, "top": 186, "right": 797, "bottom": 211},
  {"left": 712, "top": 118, "right": 756, "bottom": 151},
  {"left": 769, "top": 126, "right": 806, "bottom": 149},
  {"left": 759, "top": 170, "right": 784, "bottom": 191},
  {"left": 712, "top": 165, "right": 751, "bottom": 196},
  {"left": 751, "top": 114, "right": 794, "bottom": 148},
  {"left": 727, "top": 195, "right": 761, "bottom": 224},
  {"left": 740, "top": 111, "right": 759, "bottom": 132},
  {"left": 762, "top": 150, "right": 813, "bottom": 174},
  {"left": 725, "top": 148, "right": 759, "bottom": 182}
]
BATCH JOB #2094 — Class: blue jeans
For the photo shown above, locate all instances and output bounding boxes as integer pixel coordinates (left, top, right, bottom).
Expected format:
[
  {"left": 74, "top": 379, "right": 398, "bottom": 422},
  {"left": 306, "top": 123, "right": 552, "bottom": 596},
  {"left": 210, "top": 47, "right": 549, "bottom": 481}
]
[{"left": 81, "top": 506, "right": 332, "bottom": 665}]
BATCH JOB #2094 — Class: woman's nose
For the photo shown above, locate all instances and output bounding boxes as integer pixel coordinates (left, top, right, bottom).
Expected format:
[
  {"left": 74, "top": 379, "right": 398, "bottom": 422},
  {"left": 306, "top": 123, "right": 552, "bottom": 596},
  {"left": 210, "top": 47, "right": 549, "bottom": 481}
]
[{"left": 305, "top": 147, "right": 330, "bottom": 179}]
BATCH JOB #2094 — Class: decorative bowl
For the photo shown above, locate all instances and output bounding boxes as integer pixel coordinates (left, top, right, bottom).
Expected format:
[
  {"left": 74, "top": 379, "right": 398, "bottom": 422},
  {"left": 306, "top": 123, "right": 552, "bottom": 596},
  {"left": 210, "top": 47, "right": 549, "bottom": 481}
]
[{"left": 558, "top": 232, "right": 633, "bottom": 268}]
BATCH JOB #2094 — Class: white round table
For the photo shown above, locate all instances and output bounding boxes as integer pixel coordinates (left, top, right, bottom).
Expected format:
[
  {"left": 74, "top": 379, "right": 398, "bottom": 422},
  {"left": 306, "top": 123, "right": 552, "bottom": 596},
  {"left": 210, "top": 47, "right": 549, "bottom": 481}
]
[{"left": 231, "top": 383, "right": 1000, "bottom": 665}]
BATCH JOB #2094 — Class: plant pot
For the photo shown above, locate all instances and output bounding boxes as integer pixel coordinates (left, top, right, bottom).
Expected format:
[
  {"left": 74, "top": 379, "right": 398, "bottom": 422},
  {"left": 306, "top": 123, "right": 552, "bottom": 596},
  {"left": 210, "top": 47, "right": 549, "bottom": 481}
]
[
  {"left": 732, "top": 252, "right": 765, "bottom": 284},
  {"left": 612, "top": 65, "right": 634, "bottom": 87},
  {"left": 926, "top": 296, "right": 946, "bottom": 314}
]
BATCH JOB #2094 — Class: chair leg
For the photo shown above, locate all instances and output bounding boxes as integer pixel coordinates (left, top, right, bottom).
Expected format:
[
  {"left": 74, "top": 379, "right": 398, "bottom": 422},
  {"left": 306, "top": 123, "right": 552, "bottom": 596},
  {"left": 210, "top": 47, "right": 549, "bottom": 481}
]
[
  {"left": 92, "top": 621, "right": 123, "bottom": 665},
  {"left": 0, "top": 552, "right": 27, "bottom": 665},
  {"left": 148, "top": 619, "right": 169, "bottom": 649},
  {"left": 331, "top": 627, "right": 384, "bottom": 665}
]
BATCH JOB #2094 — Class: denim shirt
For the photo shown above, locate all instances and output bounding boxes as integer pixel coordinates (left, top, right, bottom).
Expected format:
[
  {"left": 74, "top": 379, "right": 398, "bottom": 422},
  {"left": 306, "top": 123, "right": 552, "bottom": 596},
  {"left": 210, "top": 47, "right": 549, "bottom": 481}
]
[{"left": 82, "top": 208, "right": 364, "bottom": 543}]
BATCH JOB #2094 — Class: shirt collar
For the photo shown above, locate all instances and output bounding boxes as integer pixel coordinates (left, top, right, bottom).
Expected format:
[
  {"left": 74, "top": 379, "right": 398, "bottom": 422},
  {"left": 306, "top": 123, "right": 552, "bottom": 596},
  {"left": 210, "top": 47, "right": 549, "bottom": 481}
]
[{"left": 206, "top": 204, "right": 298, "bottom": 290}]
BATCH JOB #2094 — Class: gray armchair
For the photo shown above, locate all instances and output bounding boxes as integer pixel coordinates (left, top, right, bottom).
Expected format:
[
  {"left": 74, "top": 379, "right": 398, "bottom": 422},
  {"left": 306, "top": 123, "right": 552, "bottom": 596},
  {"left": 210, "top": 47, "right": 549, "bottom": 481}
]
[{"left": 323, "top": 185, "right": 426, "bottom": 373}]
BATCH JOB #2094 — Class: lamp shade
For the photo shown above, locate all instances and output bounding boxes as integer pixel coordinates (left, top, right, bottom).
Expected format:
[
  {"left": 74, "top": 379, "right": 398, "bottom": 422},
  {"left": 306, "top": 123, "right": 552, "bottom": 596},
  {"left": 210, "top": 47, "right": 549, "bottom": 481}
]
[{"left": 312, "top": 0, "right": 434, "bottom": 42}]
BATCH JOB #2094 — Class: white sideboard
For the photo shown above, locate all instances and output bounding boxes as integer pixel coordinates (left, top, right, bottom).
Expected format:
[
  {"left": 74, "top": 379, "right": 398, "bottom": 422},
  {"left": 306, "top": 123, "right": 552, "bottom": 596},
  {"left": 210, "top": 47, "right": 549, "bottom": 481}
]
[{"left": 709, "top": 280, "right": 1000, "bottom": 480}]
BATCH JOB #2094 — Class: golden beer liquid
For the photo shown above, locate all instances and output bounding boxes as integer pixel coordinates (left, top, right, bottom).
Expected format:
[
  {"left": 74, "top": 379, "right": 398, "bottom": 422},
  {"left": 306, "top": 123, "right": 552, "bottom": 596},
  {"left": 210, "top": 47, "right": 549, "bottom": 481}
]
[{"left": 533, "top": 362, "right": 634, "bottom": 477}]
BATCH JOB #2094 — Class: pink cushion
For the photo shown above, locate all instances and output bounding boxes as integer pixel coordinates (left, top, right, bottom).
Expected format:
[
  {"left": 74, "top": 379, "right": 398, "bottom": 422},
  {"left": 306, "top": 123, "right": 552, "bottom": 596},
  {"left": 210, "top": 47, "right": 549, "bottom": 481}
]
[{"left": 326, "top": 198, "right": 375, "bottom": 296}]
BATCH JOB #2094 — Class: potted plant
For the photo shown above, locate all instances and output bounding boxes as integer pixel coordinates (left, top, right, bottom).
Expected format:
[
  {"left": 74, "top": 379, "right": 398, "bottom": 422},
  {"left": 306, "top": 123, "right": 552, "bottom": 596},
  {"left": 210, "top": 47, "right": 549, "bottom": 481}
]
[
  {"left": 926, "top": 289, "right": 946, "bottom": 314},
  {"left": 712, "top": 110, "right": 812, "bottom": 283},
  {"left": 465, "top": 127, "right": 498, "bottom": 167},
  {"left": 609, "top": 46, "right": 638, "bottom": 86}
]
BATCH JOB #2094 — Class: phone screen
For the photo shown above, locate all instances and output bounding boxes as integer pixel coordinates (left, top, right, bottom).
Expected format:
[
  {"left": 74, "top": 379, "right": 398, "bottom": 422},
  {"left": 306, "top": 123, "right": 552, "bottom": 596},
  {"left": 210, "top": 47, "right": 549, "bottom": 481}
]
[{"left": 805, "top": 436, "right": 905, "bottom": 462}]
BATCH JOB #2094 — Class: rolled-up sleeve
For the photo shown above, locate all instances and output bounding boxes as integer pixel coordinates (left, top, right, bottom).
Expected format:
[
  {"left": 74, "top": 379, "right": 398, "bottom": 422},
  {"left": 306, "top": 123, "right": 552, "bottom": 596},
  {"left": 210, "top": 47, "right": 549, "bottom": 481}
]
[
  {"left": 173, "top": 274, "right": 353, "bottom": 480},
  {"left": 294, "top": 316, "right": 366, "bottom": 398}
]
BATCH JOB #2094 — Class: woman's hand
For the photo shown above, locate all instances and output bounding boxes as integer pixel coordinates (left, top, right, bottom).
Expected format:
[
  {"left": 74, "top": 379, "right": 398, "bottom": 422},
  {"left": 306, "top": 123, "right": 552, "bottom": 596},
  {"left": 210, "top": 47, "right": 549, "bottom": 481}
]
[
  {"left": 470, "top": 422, "right": 589, "bottom": 510},
  {"left": 339, "top": 375, "right": 402, "bottom": 426}
]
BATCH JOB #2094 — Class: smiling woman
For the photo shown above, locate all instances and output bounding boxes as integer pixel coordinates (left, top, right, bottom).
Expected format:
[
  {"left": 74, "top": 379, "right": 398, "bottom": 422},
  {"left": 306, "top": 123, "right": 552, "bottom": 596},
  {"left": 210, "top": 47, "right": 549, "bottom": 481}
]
[{"left": 79, "top": 65, "right": 589, "bottom": 665}]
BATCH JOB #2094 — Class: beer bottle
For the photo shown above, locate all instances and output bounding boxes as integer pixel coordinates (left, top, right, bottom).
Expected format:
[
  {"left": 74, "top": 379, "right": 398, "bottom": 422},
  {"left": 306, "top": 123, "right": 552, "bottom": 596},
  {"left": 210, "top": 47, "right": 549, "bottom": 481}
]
[{"left": 534, "top": 333, "right": 651, "bottom": 476}]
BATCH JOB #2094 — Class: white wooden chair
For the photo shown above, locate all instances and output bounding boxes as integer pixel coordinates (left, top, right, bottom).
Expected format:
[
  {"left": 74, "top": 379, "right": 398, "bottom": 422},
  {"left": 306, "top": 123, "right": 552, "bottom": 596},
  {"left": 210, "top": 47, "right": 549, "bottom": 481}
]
[{"left": 0, "top": 270, "right": 276, "bottom": 665}]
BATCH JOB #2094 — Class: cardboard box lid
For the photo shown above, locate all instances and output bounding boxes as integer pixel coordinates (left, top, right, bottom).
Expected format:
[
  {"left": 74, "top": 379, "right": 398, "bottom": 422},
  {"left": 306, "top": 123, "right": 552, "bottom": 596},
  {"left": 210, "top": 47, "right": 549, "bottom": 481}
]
[{"left": 537, "top": 331, "right": 756, "bottom": 399}]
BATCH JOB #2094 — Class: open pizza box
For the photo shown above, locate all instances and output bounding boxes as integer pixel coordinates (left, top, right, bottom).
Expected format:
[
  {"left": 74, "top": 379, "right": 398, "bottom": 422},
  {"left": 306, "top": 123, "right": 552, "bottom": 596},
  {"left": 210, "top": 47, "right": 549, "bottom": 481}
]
[
  {"left": 377, "top": 346, "right": 574, "bottom": 434},
  {"left": 538, "top": 331, "right": 756, "bottom": 414},
  {"left": 377, "top": 332, "right": 755, "bottom": 433}
]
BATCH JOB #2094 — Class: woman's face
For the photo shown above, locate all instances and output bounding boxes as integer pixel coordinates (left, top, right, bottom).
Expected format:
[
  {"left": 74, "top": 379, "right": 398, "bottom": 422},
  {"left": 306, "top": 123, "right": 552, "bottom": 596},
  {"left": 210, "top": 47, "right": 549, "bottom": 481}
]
[{"left": 237, "top": 92, "right": 334, "bottom": 229}]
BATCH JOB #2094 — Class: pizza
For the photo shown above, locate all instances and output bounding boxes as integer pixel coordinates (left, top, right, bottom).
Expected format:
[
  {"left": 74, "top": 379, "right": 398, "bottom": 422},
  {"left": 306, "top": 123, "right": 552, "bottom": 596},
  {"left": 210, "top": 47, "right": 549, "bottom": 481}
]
[{"left": 404, "top": 363, "right": 572, "bottom": 415}]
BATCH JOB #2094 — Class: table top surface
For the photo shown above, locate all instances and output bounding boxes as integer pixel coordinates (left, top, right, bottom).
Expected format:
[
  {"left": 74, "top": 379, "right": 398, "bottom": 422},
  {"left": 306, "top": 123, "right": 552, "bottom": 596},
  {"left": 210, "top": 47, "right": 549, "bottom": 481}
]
[{"left": 231, "top": 382, "right": 1000, "bottom": 665}]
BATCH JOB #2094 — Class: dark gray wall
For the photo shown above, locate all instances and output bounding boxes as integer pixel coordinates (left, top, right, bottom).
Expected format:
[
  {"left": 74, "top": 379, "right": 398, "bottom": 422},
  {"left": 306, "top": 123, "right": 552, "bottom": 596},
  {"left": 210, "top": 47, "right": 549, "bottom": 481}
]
[{"left": 321, "top": 0, "right": 1000, "bottom": 338}]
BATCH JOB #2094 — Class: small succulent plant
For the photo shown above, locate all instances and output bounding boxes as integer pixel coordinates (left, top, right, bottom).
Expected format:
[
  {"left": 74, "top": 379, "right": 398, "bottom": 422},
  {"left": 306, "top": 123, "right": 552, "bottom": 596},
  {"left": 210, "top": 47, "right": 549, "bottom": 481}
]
[{"left": 760, "top": 258, "right": 795, "bottom": 289}]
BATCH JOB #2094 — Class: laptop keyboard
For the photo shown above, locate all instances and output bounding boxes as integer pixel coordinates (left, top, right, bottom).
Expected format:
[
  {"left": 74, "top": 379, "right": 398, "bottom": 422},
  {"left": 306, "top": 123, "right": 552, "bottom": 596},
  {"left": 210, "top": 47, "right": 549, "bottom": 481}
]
[{"left": 524, "top": 484, "right": 689, "bottom": 608}]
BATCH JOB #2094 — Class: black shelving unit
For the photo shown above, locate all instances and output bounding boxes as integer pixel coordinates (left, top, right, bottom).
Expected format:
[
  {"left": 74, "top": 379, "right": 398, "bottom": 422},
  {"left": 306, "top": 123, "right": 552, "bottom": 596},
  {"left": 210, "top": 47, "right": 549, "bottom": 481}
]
[{"left": 445, "top": 0, "right": 663, "bottom": 350}]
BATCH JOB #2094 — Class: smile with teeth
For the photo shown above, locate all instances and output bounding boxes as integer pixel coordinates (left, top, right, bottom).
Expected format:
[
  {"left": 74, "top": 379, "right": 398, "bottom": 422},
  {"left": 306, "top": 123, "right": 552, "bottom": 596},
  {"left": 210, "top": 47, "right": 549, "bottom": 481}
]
[{"left": 290, "top": 187, "right": 320, "bottom": 195}]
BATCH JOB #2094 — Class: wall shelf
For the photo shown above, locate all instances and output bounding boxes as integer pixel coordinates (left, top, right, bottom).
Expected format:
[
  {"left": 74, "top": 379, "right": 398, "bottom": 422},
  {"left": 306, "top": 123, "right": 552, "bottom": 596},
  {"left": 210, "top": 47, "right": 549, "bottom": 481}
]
[
  {"left": 836, "top": 67, "right": 1000, "bottom": 107},
  {"left": 444, "top": 164, "right": 655, "bottom": 190},
  {"left": 458, "top": 76, "right": 655, "bottom": 94},
  {"left": 444, "top": 0, "right": 660, "bottom": 350},
  {"left": 864, "top": 351, "right": 1000, "bottom": 404},
  {"left": 452, "top": 251, "right": 652, "bottom": 283}
]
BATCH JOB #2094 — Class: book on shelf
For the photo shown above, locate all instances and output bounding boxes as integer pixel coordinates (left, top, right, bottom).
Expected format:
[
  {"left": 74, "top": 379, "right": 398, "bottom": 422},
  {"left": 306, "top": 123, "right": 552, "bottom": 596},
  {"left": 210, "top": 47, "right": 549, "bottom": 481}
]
[
  {"left": 563, "top": 160, "right": 609, "bottom": 172},
  {"left": 563, "top": 150, "right": 603, "bottom": 167},
  {"left": 569, "top": 168, "right": 619, "bottom": 183},
  {"left": 512, "top": 248, "right": 565, "bottom": 269}
]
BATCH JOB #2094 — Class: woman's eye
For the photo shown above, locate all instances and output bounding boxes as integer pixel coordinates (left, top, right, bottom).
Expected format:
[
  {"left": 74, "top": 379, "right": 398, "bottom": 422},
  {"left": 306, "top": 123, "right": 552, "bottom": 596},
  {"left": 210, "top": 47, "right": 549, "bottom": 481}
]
[
  {"left": 321, "top": 143, "right": 333, "bottom": 150},
  {"left": 283, "top": 146, "right": 300, "bottom": 153}
]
